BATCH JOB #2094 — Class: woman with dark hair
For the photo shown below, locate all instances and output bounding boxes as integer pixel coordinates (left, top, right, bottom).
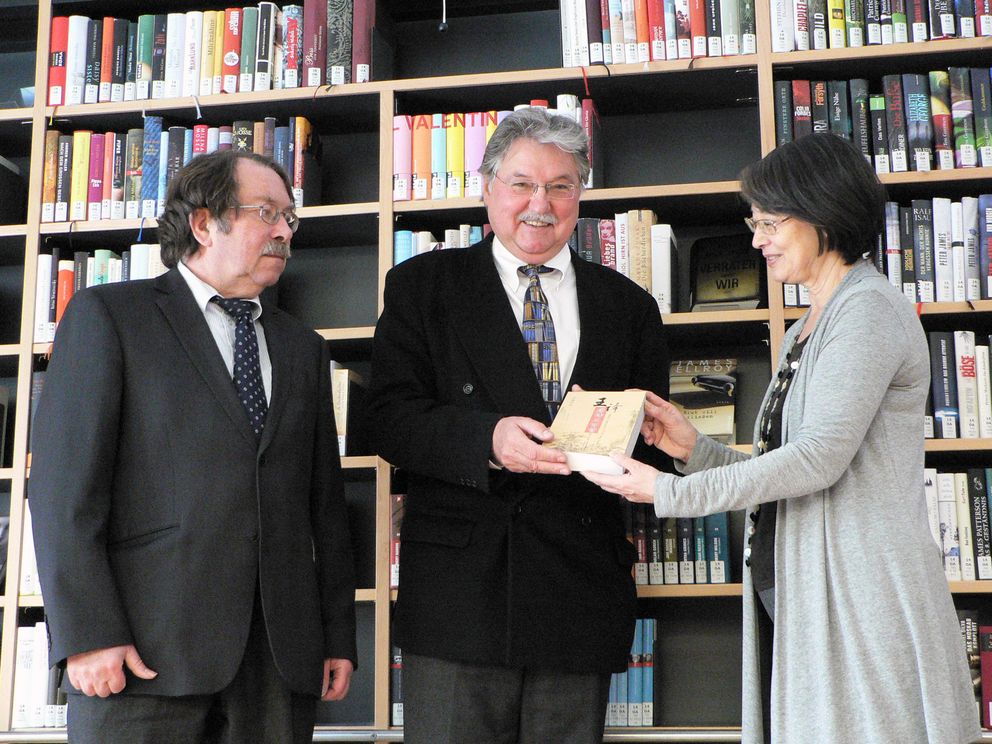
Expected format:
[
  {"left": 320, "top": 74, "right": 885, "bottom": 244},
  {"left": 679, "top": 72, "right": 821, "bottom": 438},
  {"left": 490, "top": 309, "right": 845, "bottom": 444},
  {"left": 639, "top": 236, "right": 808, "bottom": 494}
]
[{"left": 584, "top": 133, "right": 979, "bottom": 743}]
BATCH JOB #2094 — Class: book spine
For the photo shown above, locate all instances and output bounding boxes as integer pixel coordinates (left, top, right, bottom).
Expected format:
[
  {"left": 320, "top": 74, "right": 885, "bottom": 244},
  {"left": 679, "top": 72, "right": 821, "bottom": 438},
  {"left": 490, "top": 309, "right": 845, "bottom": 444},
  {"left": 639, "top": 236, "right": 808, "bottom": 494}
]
[
  {"left": 950, "top": 200, "right": 966, "bottom": 301},
  {"left": 134, "top": 15, "right": 154, "bottom": 100},
  {"left": 902, "top": 73, "right": 934, "bottom": 171},
  {"left": 827, "top": 80, "right": 851, "bottom": 138},
  {"left": 954, "top": 329, "right": 980, "bottom": 437},
  {"left": 222, "top": 9, "right": 242, "bottom": 93},
  {"left": 240, "top": 7, "right": 259, "bottom": 93},
  {"left": 933, "top": 197, "right": 954, "bottom": 301},
  {"left": 98, "top": 17, "right": 113, "bottom": 103},
  {"left": 810, "top": 80, "right": 829, "bottom": 132},
  {"left": 882, "top": 74, "right": 909, "bottom": 172},
  {"left": 774, "top": 80, "right": 793, "bottom": 146},
  {"left": 352, "top": 0, "right": 372, "bottom": 83},
  {"left": 445, "top": 112, "right": 465, "bottom": 199},
  {"left": 181, "top": 11, "right": 203, "bottom": 98},
  {"left": 140, "top": 116, "right": 162, "bottom": 218},
  {"left": 792, "top": 79, "right": 812, "bottom": 138},
  {"left": 929, "top": 70, "right": 955, "bottom": 170},
  {"left": 85, "top": 132, "right": 105, "bottom": 222},
  {"left": 199, "top": 11, "right": 218, "bottom": 96},
  {"left": 110, "top": 18, "right": 127, "bottom": 102},
  {"left": 937, "top": 472, "right": 962, "bottom": 578},
  {"left": 971, "top": 67, "right": 992, "bottom": 167},
  {"left": 69, "top": 130, "right": 91, "bottom": 221},
  {"left": 41, "top": 130, "right": 60, "bottom": 223},
  {"left": 463, "top": 111, "right": 489, "bottom": 199},
  {"left": 83, "top": 17, "right": 102, "bottom": 105},
  {"left": 827, "top": 0, "right": 847, "bottom": 45},
  {"left": 281, "top": 5, "right": 303, "bottom": 88},
  {"left": 930, "top": 331, "right": 960, "bottom": 438},
  {"left": 48, "top": 16, "right": 69, "bottom": 106},
  {"left": 254, "top": 3, "right": 275, "bottom": 91},
  {"left": 163, "top": 13, "right": 184, "bottom": 100}
]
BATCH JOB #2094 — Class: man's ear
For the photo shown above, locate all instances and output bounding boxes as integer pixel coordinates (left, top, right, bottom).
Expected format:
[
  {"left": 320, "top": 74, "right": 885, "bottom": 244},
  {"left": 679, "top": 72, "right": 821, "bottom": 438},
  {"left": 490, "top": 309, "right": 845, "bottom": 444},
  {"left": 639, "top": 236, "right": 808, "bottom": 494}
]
[{"left": 188, "top": 207, "right": 213, "bottom": 247}]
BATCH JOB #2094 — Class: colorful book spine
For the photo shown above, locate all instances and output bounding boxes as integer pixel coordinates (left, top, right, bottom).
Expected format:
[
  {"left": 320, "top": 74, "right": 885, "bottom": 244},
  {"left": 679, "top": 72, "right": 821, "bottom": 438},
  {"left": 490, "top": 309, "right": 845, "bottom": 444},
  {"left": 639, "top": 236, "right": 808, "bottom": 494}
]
[{"left": 48, "top": 16, "right": 69, "bottom": 106}]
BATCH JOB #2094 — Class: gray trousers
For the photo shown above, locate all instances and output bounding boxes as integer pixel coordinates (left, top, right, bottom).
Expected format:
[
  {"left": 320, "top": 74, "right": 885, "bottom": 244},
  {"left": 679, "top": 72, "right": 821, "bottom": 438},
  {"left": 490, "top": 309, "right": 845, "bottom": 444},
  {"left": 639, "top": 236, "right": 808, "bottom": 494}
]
[{"left": 403, "top": 652, "right": 612, "bottom": 744}]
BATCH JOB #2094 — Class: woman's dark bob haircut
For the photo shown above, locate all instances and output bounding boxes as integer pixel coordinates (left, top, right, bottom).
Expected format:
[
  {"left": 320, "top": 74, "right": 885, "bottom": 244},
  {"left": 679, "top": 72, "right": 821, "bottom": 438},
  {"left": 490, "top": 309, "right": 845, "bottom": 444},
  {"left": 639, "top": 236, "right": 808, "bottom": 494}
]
[{"left": 739, "top": 133, "right": 887, "bottom": 264}]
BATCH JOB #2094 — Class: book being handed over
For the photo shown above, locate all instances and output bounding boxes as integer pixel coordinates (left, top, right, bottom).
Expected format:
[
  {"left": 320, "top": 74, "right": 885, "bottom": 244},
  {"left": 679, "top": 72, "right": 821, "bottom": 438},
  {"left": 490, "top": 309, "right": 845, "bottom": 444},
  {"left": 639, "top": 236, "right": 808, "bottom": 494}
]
[{"left": 544, "top": 390, "right": 647, "bottom": 475}]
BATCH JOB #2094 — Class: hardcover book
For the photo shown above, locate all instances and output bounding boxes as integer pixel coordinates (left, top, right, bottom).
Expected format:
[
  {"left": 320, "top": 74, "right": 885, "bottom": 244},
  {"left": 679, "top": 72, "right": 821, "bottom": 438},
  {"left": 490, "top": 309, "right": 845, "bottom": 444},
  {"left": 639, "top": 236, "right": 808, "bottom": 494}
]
[
  {"left": 544, "top": 390, "right": 647, "bottom": 474},
  {"left": 669, "top": 358, "right": 737, "bottom": 445},
  {"left": 690, "top": 234, "right": 762, "bottom": 311}
]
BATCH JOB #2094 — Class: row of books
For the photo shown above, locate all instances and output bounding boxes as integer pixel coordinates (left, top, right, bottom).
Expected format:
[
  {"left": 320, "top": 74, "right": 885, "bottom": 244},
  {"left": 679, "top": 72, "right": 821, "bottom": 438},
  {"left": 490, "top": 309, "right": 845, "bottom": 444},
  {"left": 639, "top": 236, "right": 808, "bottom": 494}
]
[
  {"left": 927, "top": 468, "right": 992, "bottom": 582},
  {"left": 770, "top": 0, "right": 992, "bottom": 51},
  {"left": 626, "top": 503, "right": 733, "bottom": 585},
  {"left": 392, "top": 95, "right": 603, "bottom": 201},
  {"left": 393, "top": 225, "right": 487, "bottom": 264},
  {"left": 41, "top": 114, "right": 318, "bottom": 224},
  {"left": 11, "top": 621, "right": 64, "bottom": 730},
  {"left": 775, "top": 69, "right": 992, "bottom": 172},
  {"left": 47, "top": 2, "right": 374, "bottom": 107},
  {"left": 606, "top": 617, "right": 656, "bottom": 726},
  {"left": 928, "top": 330, "right": 992, "bottom": 440},
  {"left": 877, "top": 196, "right": 991, "bottom": 304},
  {"left": 33, "top": 246, "right": 168, "bottom": 344},
  {"left": 330, "top": 362, "right": 367, "bottom": 457},
  {"left": 558, "top": 0, "right": 758, "bottom": 67}
]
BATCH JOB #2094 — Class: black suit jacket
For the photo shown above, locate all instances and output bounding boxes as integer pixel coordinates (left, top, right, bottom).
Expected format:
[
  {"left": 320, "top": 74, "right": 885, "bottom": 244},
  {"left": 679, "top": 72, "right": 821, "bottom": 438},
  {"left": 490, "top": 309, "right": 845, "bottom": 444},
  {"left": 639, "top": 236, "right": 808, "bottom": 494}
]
[
  {"left": 30, "top": 268, "right": 357, "bottom": 697},
  {"left": 369, "top": 238, "right": 670, "bottom": 673}
]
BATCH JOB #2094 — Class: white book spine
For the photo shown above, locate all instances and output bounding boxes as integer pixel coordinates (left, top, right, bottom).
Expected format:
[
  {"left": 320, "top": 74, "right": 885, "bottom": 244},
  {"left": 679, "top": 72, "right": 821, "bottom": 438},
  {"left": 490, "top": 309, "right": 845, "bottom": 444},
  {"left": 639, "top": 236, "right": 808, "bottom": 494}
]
[
  {"left": 650, "top": 223, "right": 673, "bottom": 314},
  {"left": 181, "top": 11, "right": 203, "bottom": 98},
  {"left": 560, "top": 0, "right": 574, "bottom": 67},
  {"left": 955, "top": 330, "right": 980, "bottom": 438},
  {"left": 937, "top": 472, "right": 962, "bottom": 581},
  {"left": 574, "top": 0, "right": 592, "bottom": 66},
  {"left": 163, "top": 13, "right": 185, "bottom": 99},
  {"left": 963, "top": 197, "right": 981, "bottom": 301},
  {"left": 721, "top": 0, "right": 741, "bottom": 53},
  {"left": 65, "top": 16, "right": 89, "bottom": 106},
  {"left": 614, "top": 212, "right": 630, "bottom": 278},
  {"left": 955, "top": 472, "right": 977, "bottom": 581},
  {"left": 33, "top": 255, "right": 53, "bottom": 343},
  {"left": 978, "top": 345, "right": 992, "bottom": 438},
  {"left": 951, "top": 200, "right": 967, "bottom": 301},
  {"left": 924, "top": 467, "right": 940, "bottom": 549},
  {"left": 932, "top": 197, "right": 953, "bottom": 301},
  {"left": 792, "top": 0, "right": 810, "bottom": 49},
  {"left": 10, "top": 626, "right": 35, "bottom": 728},
  {"left": 770, "top": 0, "right": 796, "bottom": 51}
]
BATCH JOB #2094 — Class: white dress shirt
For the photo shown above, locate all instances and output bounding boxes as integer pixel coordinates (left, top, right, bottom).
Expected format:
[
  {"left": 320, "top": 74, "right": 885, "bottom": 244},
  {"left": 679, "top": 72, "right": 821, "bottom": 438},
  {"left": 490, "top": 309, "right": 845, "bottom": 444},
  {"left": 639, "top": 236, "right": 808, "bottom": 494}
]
[
  {"left": 177, "top": 260, "right": 273, "bottom": 404},
  {"left": 491, "top": 238, "right": 580, "bottom": 391}
]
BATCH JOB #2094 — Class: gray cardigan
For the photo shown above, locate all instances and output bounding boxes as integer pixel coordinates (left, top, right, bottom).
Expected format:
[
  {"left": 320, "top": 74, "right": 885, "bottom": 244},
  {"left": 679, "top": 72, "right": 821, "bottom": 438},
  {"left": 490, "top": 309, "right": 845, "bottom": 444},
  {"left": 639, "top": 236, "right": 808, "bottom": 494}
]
[{"left": 654, "top": 260, "right": 980, "bottom": 744}]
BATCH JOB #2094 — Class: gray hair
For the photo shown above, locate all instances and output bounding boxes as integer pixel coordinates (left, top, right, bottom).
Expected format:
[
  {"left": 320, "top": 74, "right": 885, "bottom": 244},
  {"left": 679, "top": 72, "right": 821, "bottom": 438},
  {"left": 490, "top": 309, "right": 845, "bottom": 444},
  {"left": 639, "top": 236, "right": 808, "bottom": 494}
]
[{"left": 479, "top": 107, "right": 591, "bottom": 187}]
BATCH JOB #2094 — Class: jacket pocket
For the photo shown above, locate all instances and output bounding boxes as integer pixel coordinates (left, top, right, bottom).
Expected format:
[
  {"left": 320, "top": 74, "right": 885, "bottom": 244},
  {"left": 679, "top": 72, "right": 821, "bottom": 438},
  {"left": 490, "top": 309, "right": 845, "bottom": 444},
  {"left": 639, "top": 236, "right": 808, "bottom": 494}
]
[{"left": 108, "top": 524, "right": 179, "bottom": 551}]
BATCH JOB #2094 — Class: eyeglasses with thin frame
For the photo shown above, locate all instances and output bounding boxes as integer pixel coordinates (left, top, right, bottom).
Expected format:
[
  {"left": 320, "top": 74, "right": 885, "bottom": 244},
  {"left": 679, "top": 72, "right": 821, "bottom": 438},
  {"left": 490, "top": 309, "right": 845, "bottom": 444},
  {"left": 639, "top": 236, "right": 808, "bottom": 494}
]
[
  {"left": 234, "top": 203, "right": 301, "bottom": 233},
  {"left": 492, "top": 173, "right": 580, "bottom": 201},
  {"left": 744, "top": 215, "right": 791, "bottom": 236}
]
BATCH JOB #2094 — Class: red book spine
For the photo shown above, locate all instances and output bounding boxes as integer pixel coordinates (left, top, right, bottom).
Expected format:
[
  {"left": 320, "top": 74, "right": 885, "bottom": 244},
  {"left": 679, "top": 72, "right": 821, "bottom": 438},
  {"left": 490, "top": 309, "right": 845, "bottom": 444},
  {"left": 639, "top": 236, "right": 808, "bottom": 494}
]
[
  {"left": 352, "top": 0, "right": 373, "bottom": 84},
  {"left": 647, "top": 0, "right": 666, "bottom": 60},
  {"left": 48, "top": 16, "right": 69, "bottom": 106},
  {"left": 302, "top": 0, "right": 327, "bottom": 87},
  {"left": 101, "top": 131, "right": 115, "bottom": 219},
  {"left": 690, "top": 0, "right": 708, "bottom": 56},
  {"left": 86, "top": 133, "right": 106, "bottom": 221},
  {"left": 99, "top": 17, "right": 115, "bottom": 102},
  {"left": 792, "top": 80, "right": 813, "bottom": 137},
  {"left": 222, "top": 8, "right": 242, "bottom": 94},
  {"left": 981, "top": 625, "right": 992, "bottom": 728},
  {"left": 55, "top": 262, "right": 75, "bottom": 326},
  {"left": 599, "top": 218, "right": 617, "bottom": 269},
  {"left": 192, "top": 124, "right": 210, "bottom": 155}
]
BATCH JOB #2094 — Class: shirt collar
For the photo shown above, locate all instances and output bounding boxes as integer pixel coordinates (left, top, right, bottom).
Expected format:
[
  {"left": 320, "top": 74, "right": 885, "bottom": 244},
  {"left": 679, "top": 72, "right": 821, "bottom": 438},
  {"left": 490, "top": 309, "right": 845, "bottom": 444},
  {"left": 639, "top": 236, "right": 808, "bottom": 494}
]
[
  {"left": 491, "top": 237, "right": 572, "bottom": 289},
  {"left": 177, "top": 261, "right": 263, "bottom": 320}
]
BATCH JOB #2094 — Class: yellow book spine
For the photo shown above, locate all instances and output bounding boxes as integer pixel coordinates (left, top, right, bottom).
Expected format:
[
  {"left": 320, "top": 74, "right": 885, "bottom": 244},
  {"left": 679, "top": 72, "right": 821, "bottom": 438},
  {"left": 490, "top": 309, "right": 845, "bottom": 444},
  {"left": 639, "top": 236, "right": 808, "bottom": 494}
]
[
  {"left": 69, "top": 130, "right": 92, "bottom": 222},
  {"left": 445, "top": 112, "right": 465, "bottom": 199},
  {"left": 828, "top": 0, "right": 847, "bottom": 47},
  {"left": 200, "top": 10, "right": 218, "bottom": 97}
]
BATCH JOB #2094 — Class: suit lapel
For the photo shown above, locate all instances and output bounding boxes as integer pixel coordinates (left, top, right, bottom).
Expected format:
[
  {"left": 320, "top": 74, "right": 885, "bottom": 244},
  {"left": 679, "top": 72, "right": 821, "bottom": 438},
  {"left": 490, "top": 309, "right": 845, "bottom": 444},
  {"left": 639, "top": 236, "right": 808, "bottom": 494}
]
[
  {"left": 449, "top": 241, "right": 550, "bottom": 422},
  {"left": 257, "top": 306, "right": 292, "bottom": 454},
  {"left": 154, "top": 269, "right": 257, "bottom": 447},
  {"left": 569, "top": 253, "right": 615, "bottom": 389}
]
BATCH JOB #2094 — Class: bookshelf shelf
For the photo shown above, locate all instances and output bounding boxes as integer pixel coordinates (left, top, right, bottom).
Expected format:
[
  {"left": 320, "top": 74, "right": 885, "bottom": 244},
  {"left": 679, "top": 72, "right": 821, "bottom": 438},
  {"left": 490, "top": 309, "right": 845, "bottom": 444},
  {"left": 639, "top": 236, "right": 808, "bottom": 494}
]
[
  {"left": 880, "top": 166, "right": 992, "bottom": 187},
  {"left": 341, "top": 456, "right": 379, "bottom": 470},
  {"left": 663, "top": 309, "right": 769, "bottom": 326},
  {"left": 0, "top": 109, "right": 31, "bottom": 124},
  {"left": 950, "top": 581, "right": 992, "bottom": 594},
  {"left": 0, "top": 468, "right": 13, "bottom": 480},
  {"left": 316, "top": 327, "right": 376, "bottom": 342},
  {"left": 0, "top": 226, "right": 26, "bottom": 238},
  {"left": 0, "top": 345, "right": 21, "bottom": 357},
  {"left": 637, "top": 584, "right": 743, "bottom": 598},
  {"left": 18, "top": 596, "right": 42, "bottom": 608},
  {"left": 925, "top": 439, "right": 992, "bottom": 452},
  {"left": 769, "top": 35, "right": 992, "bottom": 66}
]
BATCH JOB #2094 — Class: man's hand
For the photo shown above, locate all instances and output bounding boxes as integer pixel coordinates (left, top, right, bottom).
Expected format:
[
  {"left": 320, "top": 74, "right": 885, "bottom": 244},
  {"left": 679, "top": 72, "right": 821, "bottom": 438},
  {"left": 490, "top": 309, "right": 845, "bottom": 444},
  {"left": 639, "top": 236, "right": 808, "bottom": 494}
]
[
  {"left": 492, "top": 416, "right": 570, "bottom": 475},
  {"left": 321, "top": 658, "right": 354, "bottom": 701},
  {"left": 67, "top": 644, "right": 157, "bottom": 697}
]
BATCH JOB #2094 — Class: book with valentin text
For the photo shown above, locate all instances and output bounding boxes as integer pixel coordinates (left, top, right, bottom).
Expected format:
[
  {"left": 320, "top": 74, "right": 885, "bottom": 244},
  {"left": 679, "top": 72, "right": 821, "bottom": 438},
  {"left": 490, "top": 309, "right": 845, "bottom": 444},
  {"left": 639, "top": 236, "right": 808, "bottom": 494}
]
[{"left": 544, "top": 390, "right": 647, "bottom": 474}]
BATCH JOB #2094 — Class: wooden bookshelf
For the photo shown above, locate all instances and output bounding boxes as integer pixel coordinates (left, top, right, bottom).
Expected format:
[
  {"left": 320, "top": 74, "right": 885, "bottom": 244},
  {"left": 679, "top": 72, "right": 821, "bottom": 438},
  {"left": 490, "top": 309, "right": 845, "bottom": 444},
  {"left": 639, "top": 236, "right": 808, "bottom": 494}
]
[{"left": 0, "top": 0, "right": 988, "bottom": 741}]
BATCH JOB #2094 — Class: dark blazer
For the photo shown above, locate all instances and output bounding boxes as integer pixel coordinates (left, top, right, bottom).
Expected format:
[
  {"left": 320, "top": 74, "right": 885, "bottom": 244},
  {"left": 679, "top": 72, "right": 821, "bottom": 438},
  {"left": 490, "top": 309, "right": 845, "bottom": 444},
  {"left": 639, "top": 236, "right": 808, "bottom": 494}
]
[
  {"left": 30, "top": 268, "right": 357, "bottom": 697},
  {"left": 369, "top": 238, "right": 670, "bottom": 673}
]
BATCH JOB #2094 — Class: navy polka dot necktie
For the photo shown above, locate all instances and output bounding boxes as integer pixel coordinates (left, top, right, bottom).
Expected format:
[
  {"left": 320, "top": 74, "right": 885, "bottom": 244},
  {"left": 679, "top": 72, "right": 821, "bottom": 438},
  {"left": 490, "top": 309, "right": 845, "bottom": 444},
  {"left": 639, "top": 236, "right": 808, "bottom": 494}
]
[
  {"left": 212, "top": 296, "right": 268, "bottom": 440},
  {"left": 519, "top": 265, "right": 561, "bottom": 418}
]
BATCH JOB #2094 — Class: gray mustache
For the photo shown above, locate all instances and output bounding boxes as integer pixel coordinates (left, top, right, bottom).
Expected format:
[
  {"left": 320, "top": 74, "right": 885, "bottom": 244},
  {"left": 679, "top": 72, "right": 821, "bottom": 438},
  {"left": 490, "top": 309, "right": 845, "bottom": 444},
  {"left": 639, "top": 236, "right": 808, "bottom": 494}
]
[
  {"left": 261, "top": 242, "right": 291, "bottom": 260},
  {"left": 518, "top": 212, "right": 558, "bottom": 226}
]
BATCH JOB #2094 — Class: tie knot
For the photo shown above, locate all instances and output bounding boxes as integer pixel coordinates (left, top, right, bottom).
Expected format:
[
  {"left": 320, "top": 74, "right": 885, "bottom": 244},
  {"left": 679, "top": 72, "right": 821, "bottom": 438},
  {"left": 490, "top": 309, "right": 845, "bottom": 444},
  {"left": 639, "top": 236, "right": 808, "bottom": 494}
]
[
  {"left": 519, "top": 265, "right": 553, "bottom": 280},
  {"left": 212, "top": 296, "right": 256, "bottom": 322}
]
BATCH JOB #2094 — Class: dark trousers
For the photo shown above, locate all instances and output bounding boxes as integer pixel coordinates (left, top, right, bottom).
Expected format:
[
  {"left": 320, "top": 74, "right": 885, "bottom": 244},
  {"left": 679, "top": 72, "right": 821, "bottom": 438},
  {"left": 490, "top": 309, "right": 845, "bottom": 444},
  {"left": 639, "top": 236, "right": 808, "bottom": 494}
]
[
  {"left": 67, "top": 589, "right": 317, "bottom": 744},
  {"left": 403, "top": 652, "right": 612, "bottom": 744}
]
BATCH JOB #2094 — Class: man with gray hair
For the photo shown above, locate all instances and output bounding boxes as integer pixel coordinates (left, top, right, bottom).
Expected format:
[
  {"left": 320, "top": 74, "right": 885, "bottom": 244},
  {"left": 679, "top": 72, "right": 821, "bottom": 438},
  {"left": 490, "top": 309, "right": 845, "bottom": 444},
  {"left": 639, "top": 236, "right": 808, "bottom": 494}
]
[{"left": 369, "top": 107, "right": 671, "bottom": 743}]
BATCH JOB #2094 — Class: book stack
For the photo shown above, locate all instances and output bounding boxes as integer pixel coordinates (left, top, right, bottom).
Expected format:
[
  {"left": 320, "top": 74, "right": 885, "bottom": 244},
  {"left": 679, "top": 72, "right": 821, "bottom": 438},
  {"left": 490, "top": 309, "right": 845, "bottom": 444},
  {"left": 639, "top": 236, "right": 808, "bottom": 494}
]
[
  {"left": 606, "top": 617, "right": 656, "bottom": 726},
  {"left": 11, "top": 621, "right": 65, "bottom": 729},
  {"left": 927, "top": 330, "right": 992, "bottom": 440},
  {"left": 558, "top": 0, "right": 758, "bottom": 67},
  {"left": 392, "top": 94, "right": 604, "bottom": 202},
  {"left": 32, "top": 246, "right": 168, "bottom": 343},
  {"left": 393, "top": 224, "right": 486, "bottom": 265},
  {"left": 769, "top": 0, "right": 989, "bottom": 51},
  {"left": 774, "top": 70, "right": 992, "bottom": 173},
  {"left": 46, "top": 3, "right": 376, "bottom": 107},
  {"left": 925, "top": 468, "right": 992, "bottom": 582},
  {"left": 626, "top": 503, "right": 732, "bottom": 585},
  {"left": 41, "top": 115, "right": 318, "bottom": 224}
]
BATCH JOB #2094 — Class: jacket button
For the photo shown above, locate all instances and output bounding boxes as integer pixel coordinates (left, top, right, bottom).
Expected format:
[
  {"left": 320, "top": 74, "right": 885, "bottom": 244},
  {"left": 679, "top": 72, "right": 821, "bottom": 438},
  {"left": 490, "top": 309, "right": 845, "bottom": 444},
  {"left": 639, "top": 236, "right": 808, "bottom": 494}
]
[
  {"left": 462, "top": 383, "right": 474, "bottom": 394},
  {"left": 580, "top": 516, "right": 592, "bottom": 526},
  {"left": 515, "top": 505, "right": 523, "bottom": 515},
  {"left": 259, "top": 454, "right": 267, "bottom": 467}
]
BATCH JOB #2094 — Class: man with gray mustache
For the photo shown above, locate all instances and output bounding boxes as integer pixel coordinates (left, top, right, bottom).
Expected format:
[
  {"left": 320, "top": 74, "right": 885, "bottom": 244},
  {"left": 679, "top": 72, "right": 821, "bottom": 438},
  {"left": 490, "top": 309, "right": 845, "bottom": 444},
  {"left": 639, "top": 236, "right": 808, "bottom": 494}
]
[
  {"left": 369, "top": 107, "right": 671, "bottom": 744},
  {"left": 30, "top": 149, "right": 357, "bottom": 744}
]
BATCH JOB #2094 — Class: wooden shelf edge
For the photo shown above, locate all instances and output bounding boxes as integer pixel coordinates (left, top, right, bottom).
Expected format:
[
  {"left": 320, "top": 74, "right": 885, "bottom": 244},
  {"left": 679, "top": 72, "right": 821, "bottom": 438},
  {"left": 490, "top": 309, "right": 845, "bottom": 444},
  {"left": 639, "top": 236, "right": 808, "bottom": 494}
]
[
  {"left": 341, "top": 455, "right": 378, "bottom": 469},
  {"left": 354, "top": 589, "right": 376, "bottom": 602},
  {"left": 0, "top": 225, "right": 27, "bottom": 238},
  {"left": 770, "top": 35, "right": 992, "bottom": 66},
  {"left": 0, "top": 344, "right": 23, "bottom": 357},
  {"left": 0, "top": 108, "right": 32, "bottom": 124},
  {"left": 17, "top": 596, "right": 42, "bottom": 607},
  {"left": 316, "top": 327, "right": 376, "bottom": 341},
  {"left": 0, "top": 469, "right": 13, "bottom": 480},
  {"left": 637, "top": 583, "right": 743, "bottom": 598},
  {"left": 950, "top": 580, "right": 992, "bottom": 594},
  {"left": 925, "top": 438, "right": 992, "bottom": 452},
  {"left": 880, "top": 166, "right": 992, "bottom": 185},
  {"left": 663, "top": 308, "right": 769, "bottom": 325}
]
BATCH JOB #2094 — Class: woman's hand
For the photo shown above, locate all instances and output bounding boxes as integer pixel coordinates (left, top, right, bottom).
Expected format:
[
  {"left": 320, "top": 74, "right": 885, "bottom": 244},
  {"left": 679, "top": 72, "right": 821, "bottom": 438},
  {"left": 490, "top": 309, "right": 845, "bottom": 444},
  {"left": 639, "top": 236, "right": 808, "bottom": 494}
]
[
  {"left": 581, "top": 454, "right": 662, "bottom": 503},
  {"left": 642, "top": 391, "right": 698, "bottom": 462}
]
